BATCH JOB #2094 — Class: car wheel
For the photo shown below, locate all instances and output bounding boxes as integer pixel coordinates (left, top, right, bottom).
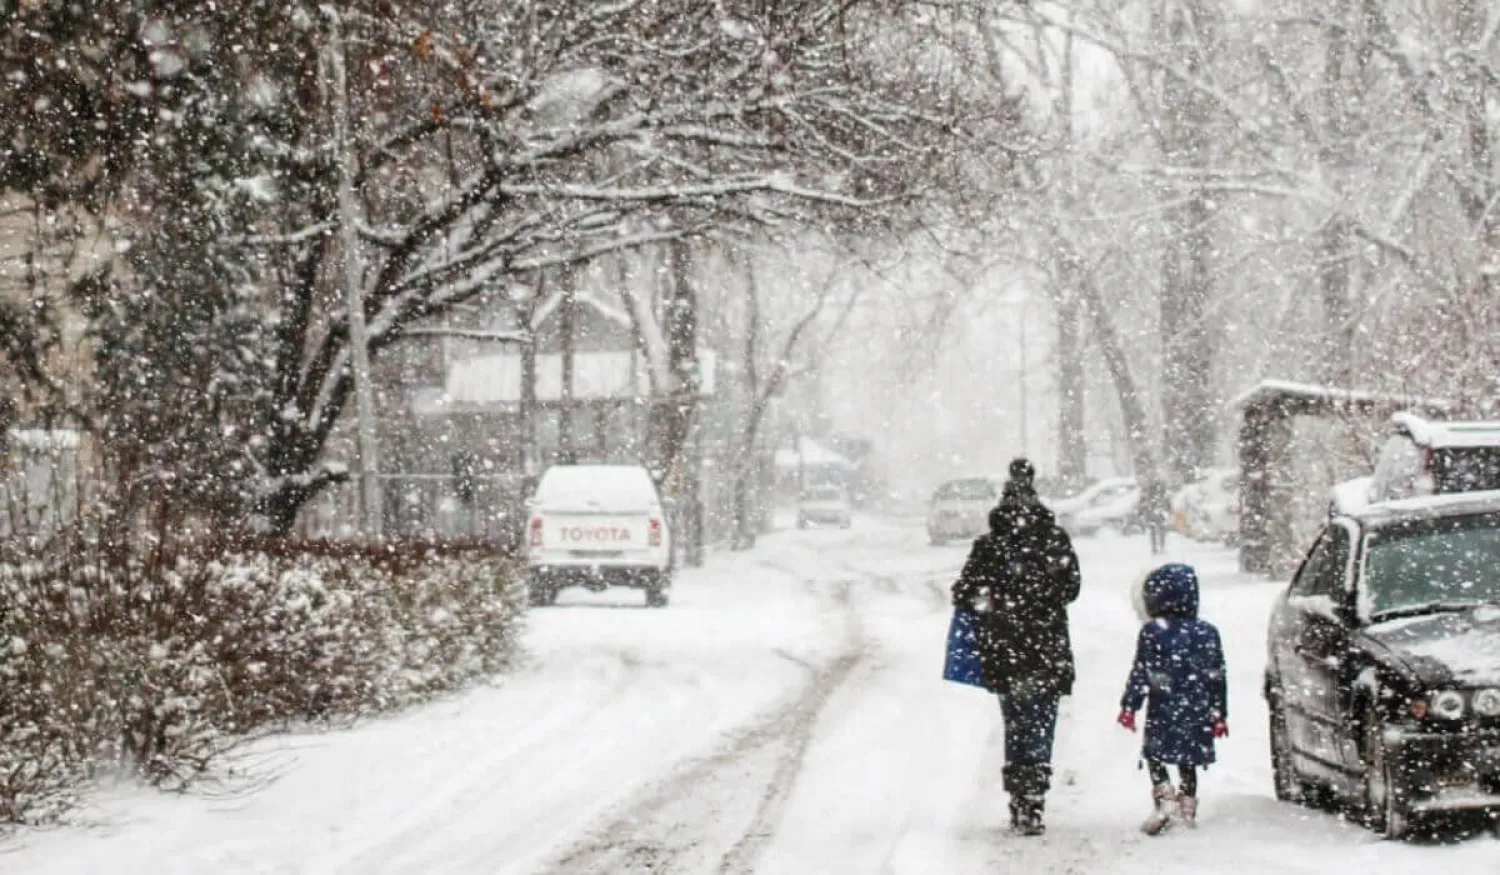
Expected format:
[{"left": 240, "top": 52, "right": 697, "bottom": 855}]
[
  {"left": 528, "top": 577, "right": 556, "bottom": 607},
  {"left": 1268, "top": 688, "right": 1309, "bottom": 805},
  {"left": 644, "top": 570, "right": 670, "bottom": 608},
  {"left": 1363, "top": 707, "right": 1411, "bottom": 839}
]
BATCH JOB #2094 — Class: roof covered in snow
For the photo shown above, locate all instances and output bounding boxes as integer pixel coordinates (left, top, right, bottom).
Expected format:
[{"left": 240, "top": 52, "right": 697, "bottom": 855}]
[
  {"left": 1232, "top": 379, "right": 1451, "bottom": 411},
  {"left": 530, "top": 289, "right": 633, "bottom": 332},
  {"left": 412, "top": 348, "right": 716, "bottom": 413}
]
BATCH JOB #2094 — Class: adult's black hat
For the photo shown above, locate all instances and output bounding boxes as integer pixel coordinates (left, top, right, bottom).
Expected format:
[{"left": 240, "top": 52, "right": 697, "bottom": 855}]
[{"left": 1009, "top": 458, "right": 1036, "bottom": 484}]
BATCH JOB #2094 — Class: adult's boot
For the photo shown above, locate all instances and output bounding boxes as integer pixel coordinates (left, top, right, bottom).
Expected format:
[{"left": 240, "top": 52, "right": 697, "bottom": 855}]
[{"left": 1005, "top": 764, "right": 1050, "bottom": 836}]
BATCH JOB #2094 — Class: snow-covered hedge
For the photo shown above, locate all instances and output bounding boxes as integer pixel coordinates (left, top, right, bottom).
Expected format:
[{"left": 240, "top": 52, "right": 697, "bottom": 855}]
[{"left": 0, "top": 538, "right": 522, "bottom": 824}]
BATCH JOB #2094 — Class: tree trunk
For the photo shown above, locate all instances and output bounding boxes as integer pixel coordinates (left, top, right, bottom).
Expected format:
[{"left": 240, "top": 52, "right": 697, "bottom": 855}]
[
  {"left": 1052, "top": 20, "right": 1087, "bottom": 492},
  {"left": 1319, "top": 1, "right": 1355, "bottom": 387},
  {"left": 558, "top": 265, "right": 577, "bottom": 465},
  {"left": 1454, "top": 0, "right": 1500, "bottom": 406},
  {"left": 1319, "top": 217, "right": 1353, "bottom": 384},
  {"left": 1055, "top": 273, "right": 1087, "bottom": 490},
  {"left": 1157, "top": 4, "right": 1218, "bottom": 485},
  {"left": 657, "top": 237, "right": 703, "bottom": 566},
  {"left": 518, "top": 274, "right": 543, "bottom": 495},
  {"left": 732, "top": 250, "right": 763, "bottom": 551},
  {"left": 1069, "top": 248, "right": 1158, "bottom": 483}
]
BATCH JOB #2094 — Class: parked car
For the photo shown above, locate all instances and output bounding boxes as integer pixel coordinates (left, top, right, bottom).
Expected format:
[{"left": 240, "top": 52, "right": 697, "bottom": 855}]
[
  {"left": 1367, "top": 412, "right": 1500, "bottom": 504},
  {"left": 1328, "top": 474, "right": 1373, "bottom": 518},
  {"left": 798, "top": 484, "right": 853, "bottom": 529},
  {"left": 1169, "top": 484, "right": 1194, "bottom": 536},
  {"left": 525, "top": 464, "right": 673, "bottom": 608},
  {"left": 926, "top": 477, "right": 999, "bottom": 545},
  {"left": 1264, "top": 491, "right": 1500, "bottom": 838},
  {"left": 1053, "top": 477, "right": 1140, "bottom": 537}
]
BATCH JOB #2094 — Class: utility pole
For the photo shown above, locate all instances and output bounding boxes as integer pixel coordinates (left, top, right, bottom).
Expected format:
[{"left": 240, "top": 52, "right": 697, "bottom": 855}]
[{"left": 327, "top": 7, "right": 383, "bottom": 541}]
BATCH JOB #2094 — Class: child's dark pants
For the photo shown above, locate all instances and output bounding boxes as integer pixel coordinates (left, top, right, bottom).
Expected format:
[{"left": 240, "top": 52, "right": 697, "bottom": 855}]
[{"left": 1147, "top": 760, "right": 1197, "bottom": 796}]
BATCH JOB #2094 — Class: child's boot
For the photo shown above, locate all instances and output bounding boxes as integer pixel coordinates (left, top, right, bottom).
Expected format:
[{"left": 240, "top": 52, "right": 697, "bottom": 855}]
[
  {"left": 1178, "top": 794, "right": 1198, "bottom": 827},
  {"left": 1141, "top": 783, "right": 1178, "bottom": 836}
]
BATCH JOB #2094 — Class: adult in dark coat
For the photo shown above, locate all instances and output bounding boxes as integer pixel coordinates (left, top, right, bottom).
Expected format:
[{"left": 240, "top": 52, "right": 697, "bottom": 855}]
[{"left": 951, "top": 460, "right": 1082, "bottom": 835}]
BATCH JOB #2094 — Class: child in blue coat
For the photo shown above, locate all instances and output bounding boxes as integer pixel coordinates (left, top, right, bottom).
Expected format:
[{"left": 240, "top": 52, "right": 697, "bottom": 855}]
[{"left": 1116, "top": 563, "right": 1227, "bottom": 835}]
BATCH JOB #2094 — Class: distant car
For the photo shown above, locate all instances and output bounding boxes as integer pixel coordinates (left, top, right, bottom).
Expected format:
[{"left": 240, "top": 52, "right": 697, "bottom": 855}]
[
  {"left": 1264, "top": 491, "right": 1500, "bottom": 838},
  {"left": 1367, "top": 412, "right": 1500, "bottom": 504},
  {"left": 1053, "top": 477, "right": 1140, "bottom": 537},
  {"left": 926, "top": 477, "right": 999, "bottom": 545},
  {"left": 525, "top": 464, "right": 673, "bottom": 608},
  {"left": 798, "top": 485, "right": 853, "bottom": 529}
]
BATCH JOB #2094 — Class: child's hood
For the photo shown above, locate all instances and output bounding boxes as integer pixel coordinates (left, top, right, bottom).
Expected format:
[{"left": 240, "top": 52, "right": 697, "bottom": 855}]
[{"left": 1143, "top": 563, "right": 1199, "bottom": 619}]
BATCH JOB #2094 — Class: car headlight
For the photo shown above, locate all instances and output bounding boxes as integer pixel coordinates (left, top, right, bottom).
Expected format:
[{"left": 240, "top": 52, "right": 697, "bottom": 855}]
[
  {"left": 1473, "top": 688, "right": 1500, "bottom": 718},
  {"left": 1431, "top": 689, "right": 1466, "bottom": 720}
]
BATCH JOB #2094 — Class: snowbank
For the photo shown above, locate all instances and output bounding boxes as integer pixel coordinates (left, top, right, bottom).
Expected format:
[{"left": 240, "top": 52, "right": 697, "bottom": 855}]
[{"left": 0, "top": 538, "right": 523, "bottom": 825}]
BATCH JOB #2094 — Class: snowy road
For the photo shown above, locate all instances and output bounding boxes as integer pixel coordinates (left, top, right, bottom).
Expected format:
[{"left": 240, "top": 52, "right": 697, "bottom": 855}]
[{"left": 7, "top": 515, "right": 1500, "bottom": 873}]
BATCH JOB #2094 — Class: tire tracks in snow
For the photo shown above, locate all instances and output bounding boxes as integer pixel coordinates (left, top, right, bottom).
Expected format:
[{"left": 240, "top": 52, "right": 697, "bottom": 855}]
[{"left": 544, "top": 578, "right": 865, "bottom": 875}]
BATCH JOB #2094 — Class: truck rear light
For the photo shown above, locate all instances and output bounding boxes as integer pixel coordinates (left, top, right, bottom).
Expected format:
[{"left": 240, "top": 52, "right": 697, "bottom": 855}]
[
  {"left": 649, "top": 518, "right": 662, "bottom": 547},
  {"left": 529, "top": 517, "right": 543, "bottom": 547}
]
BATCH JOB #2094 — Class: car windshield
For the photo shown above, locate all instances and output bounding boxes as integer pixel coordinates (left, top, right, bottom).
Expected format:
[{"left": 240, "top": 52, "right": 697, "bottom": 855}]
[
  {"left": 936, "top": 479, "right": 995, "bottom": 501},
  {"left": 1363, "top": 512, "right": 1500, "bottom": 618},
  {"left": 805, "top": 487, "right": 843, "bottom": 501},
  {"left": 1435, "top": 446, "right": 1500, "bottom": 493}
]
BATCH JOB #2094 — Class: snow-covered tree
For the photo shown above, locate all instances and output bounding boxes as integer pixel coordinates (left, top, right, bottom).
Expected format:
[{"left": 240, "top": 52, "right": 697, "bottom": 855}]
[{"left": 3, "top": 0, "right": 994, "bottom": 533}]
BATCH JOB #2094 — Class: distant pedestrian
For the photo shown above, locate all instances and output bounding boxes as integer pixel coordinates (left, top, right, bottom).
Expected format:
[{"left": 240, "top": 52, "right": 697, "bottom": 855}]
[
  {"left": 1141, "top": 477, "right": 1169, "bottom": 555},
  {"left": 1116, "top": 563, "right": 1228, "bottom": 835},
  {"left": 952, "top": 457, "right": 1081, "bottom": 836}
]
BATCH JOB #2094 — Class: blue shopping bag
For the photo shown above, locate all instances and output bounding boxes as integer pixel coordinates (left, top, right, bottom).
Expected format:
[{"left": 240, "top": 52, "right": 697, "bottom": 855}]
[{"left": 942, "top": 608, "right": 986, "bottom": 688}]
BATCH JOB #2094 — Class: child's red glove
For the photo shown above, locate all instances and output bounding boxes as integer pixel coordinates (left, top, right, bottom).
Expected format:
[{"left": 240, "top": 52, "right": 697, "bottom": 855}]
[
  {"left": 1116, "top": 709, "right": 1136, "bottom": 732},
  {"left": 1212, "top": 719, "right": 1229, "bottom": 738}
]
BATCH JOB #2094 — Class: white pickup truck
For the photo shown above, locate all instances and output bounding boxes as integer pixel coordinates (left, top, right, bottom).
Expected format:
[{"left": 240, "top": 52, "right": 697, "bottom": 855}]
[{"left": 525, "top": 464, "right": 673, "bottom": 607}]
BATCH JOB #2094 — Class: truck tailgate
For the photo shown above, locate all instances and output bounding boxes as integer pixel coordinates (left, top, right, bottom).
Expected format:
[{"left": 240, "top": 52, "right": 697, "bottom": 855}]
[{"left": 540, "top": 513, "right": 652, "bottom": 553}]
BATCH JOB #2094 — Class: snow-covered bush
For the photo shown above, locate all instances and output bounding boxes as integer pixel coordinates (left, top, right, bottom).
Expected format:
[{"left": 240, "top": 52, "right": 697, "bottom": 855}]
[{"left": 0, "top": 535, "right": 522, "bottom": 824}]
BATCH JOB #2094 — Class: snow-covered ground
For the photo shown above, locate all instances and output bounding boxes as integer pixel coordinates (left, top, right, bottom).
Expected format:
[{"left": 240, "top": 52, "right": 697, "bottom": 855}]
[{"left": 6, "top": 514, "right": 1500, "bottom": 873}]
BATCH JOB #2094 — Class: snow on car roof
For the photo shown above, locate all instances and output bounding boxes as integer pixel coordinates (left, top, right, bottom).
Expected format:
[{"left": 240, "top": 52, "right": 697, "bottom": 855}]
[
  {"left": 1391, "top": 411, "right": 1500, "bottom": 448},
  {"left": 1345, "top": 489, "right": 1500, "bottom": 528}
]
